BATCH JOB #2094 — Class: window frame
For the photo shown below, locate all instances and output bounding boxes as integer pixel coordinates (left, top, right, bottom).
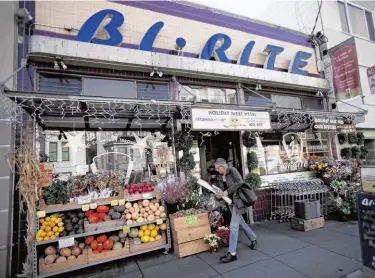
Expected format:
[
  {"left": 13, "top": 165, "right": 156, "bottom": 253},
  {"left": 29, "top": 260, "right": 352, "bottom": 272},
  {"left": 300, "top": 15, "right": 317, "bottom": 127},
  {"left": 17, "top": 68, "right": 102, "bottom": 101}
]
[
  {"left": 48, "top": 142, "right": 58, "bottom": 162},
  {"left": 178, "top": 84, "right": 237, "bottom": 104},
  {"left": 61, "top": 142, "right": 70, "bottom": 162},
  {"left": 338, "top": 0, "right": 375, "bottom": 42}
]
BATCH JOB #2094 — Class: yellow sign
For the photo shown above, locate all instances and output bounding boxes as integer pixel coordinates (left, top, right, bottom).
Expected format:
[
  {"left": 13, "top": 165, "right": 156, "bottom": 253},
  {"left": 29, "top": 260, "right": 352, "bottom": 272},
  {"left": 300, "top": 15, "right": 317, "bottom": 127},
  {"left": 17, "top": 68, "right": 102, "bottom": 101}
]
[
  {"left": 156, "top": 218, "right": 163, "bottom": 225},
  {"left": 111, "top": 200, "right": 119, "bottom": 206},
  {"left": 118, "top": 199, "right": 125, "bottom": 206},
  {"left": 82, "top": 204, "right": 90, "bottom": 211},
  {"left": 89, "top": 203, "right": 97, "bottom": 209},
  {"left": 37, "top": 210, "right": 46, "bottom": 218}
]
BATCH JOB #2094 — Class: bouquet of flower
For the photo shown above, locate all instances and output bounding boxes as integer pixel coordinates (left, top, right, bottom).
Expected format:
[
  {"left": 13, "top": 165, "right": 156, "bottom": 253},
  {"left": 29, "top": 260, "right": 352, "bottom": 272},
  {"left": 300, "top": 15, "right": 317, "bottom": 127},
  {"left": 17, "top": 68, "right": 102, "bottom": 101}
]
[
  {"left": 215, "top": 226, "right": 230, "bottom": 247},
  {"left": 161, "top": 178, "right": 185, "bottom": 204},
  {"left": 204, "top": 234, "right": 221, "bottom": 252}
]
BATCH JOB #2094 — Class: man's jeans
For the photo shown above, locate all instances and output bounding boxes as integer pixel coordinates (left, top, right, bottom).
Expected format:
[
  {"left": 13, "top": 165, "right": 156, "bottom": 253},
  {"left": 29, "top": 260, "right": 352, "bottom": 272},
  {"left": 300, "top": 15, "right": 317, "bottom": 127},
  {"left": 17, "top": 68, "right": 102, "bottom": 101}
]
[{"left": 228, "top": 206, "right": 257, "bottom": 254}]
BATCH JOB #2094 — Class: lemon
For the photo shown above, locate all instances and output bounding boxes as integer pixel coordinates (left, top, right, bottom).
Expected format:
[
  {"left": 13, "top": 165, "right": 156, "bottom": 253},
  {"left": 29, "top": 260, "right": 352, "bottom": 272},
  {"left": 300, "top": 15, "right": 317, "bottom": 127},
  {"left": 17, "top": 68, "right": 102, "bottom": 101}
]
[
  {"left": 45, "top": 217, "right": 51, "bottom": 222},
  {"left": 160, "top": 223, "right": 167, "bottom": 230},
  {"left": 144, "top": 230, "right": 151, "bottom": 236},
  {"left": 58, "top": 222, "right": 64, "bottom": 227},
  {"left": 44, "top": 226, "right": 51, "bottom": 232},
  {"left": 43, "top": 236, "right": 50, "bottom": 241},
  {"left": 150, "top": 230, "right": 158, "bottom": 238},
  {"left": 149, "top": 237, "right": 155, "bottom": 242},
  {"left": 155, "top": 235, "right": 162, "bottom": 240},
  {"left": 58, "top": 227, "right": 64, "bottom": 232},
  {"left": 138, "top": 230, "right": 144, "bottom": 237},
  {"left": 50, "top": 235, "right": 56, "bottom": 240},
  {"left": 47, "top": 231, "right": 54, "bottom": 237},
  {"left": 155, "top": 226, "right": 160, "bottom": 231},
  {"left": 40, "top": 232, "right": 47, "bottom": 238},
  {"left": 54, "top": 232, "right": 60, "bottom": 236},
  {"left": 36, "top": 237, "right": 43, "bottom": 242},
  {"left": 141, "top": 225, "right": 148, "bottom": 231},
  {"left": 39, "top": 226, "right": 45, "bottom": 231},
  {"left": 148, "top": 224, "right": 156, "bottom": 230},
  {"left": 55, "top": 218, "right": 61, "bottom": 224},
  {"left": 39, "top": 218, "right": 45, "bottom": 224},
  {"left": 49, "top": 222, "right": 56, "bottom": 228},
  {"left": 52, "top": 226, "right": 59, "bottom": 233},
  {"left": 141, "top": 235, "right": 150, "bottom": 243},
  {"left": 42, "top": 222, "right": 48, "bottom": 226},
  {"left": 50, "top": 217, "right": 56, "bottom": 222}
]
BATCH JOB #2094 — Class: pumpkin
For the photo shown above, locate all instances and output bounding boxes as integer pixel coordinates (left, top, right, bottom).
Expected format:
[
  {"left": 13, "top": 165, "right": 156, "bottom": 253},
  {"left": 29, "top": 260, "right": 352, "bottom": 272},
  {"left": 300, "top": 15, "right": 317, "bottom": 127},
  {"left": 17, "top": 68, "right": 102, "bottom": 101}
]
[
  {"left": 133, "top": 238, "right": 142, "bottom": 245},
  {"left": 68, "top": 255, "right": 76, "bottom": 260},
  {"left": 97, "top": 213, "right": 107, "bottom": 221},
  {"left": 97, "top": 206, "right": 109, "bottom": 213},
  {"left": 85, "top": 236, "right": 94, "bottom": 245},
  {"left": 85, "top": 210, "right": 94, "bottom": 217},
  {"left": 90, "top": 240, "right": 98, "bottom": 250},
  {"left": 71, "top": 247, "right": 81, "bottom": 256},
  {"left": 150, "top": 206, "right": 157, "bottom": 213},
  {"left": 140, "top": 208, "right": 146, "bottom": 214},
  {"left": 55, "top": 256, "right": 67, "bottom": 263},
  {"left": 109, "top": 235, "right": 119, "bottom": 242},
  {"left": 97, "top": 235, "right": 107, "bottom": 243},
  {"left": 154, "top": 203, "right": 160, "bottom": 208},
  {"left": 118, "top": 230, "right": 127, "bottom": 239},
  {"left": 60, "top": 248, "right": 71, "bottom": 257},
  {"left": 129, "top": 228, "right": 139, "bottom": 238},
  {"left": 97, "top": 243, "right": 103, "bottom": 252},
  {"left": 44, "top": 254, "right": 56, "bottom": 265},
  {"left": 44, "top": 246, "right": 57, "bottom": 256},
  {"left": 88, "top": 215, "right": 99, "bottom": 224},
  {"left": 92, "top": 249, "right": 100, "bottom": 255},
  {"left": 103, "top": 239, "right": 114, "bottom": 250},
  {"left": 113, "top": 242, "right": 123, "bottom": 250}
]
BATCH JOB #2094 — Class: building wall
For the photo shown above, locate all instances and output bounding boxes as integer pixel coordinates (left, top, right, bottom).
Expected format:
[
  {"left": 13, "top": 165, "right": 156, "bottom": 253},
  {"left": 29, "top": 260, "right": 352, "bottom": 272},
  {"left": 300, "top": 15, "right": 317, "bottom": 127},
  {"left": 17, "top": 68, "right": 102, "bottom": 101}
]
[
  {"left": 33, "top": 0, "right": 319, "bottom": 76},
  {"left": 0, "top": 1, "right": 17, "bottom": 277}
]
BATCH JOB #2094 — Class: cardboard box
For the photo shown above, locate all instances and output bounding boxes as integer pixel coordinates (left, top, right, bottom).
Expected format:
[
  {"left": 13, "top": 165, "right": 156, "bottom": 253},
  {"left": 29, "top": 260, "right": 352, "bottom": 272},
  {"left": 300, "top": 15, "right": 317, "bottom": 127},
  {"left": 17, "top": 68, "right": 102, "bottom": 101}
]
[
  {"left": 39, "top": 249, "right": 88, "bottom": 275},
  {"left": 291, "top": 217, "right": 325, "bottom": 231},
  {"left": 294, "top": 199, "right": 321, "bottom": 220}
]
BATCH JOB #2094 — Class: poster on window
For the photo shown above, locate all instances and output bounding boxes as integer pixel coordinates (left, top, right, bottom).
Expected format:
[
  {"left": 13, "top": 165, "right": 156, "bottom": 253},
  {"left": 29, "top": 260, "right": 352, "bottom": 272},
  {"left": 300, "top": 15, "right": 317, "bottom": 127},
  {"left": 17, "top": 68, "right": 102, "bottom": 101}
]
[
  {"left": 367, "top": 65, "right": 375, "bottom": 95},
  {"left": 191, "top": 108, "right": 271, "bottom": 131},
  {"left": 328, "top": 37, "right": 361, "bottom": 101}
]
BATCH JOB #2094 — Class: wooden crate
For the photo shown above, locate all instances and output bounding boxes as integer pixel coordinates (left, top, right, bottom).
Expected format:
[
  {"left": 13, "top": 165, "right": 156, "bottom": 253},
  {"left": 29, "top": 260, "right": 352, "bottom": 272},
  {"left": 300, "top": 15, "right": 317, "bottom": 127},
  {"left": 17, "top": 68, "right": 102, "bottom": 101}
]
[
  {"left": 291, "top": 217, "right": 325, "bottom": 231},
  {"left": 39, "top": 250, "right": 88, "bottom": 275},
  {"left": 38, "top": 199, "right": 78, "bottom": 212},
  {"left": 129, "top": 234, "right": 166, "bottom": 253},
  {"left": 174, "top": 238, "right": 209, "bottom": 258},
  {"left": 172, "top": 225, "right": 211, "bottom": 245},
  {"left": 170, "top": 213, "right": 209, "bottom": 232},
  {"left": 84, "top": 218, "right": 125, "bottom": 233},
  {"left": 88, "top": 240, "right": 130, "bottom": 262}
]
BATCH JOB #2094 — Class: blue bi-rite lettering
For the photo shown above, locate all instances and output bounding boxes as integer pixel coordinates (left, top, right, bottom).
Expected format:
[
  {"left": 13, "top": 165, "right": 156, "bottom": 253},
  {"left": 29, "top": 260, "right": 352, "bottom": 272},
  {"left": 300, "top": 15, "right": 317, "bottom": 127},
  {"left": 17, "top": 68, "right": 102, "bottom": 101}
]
[
  {"left": 77, "top": 9, "right": 124, "bottom": 46},
  {"left": 263, "top": 45, "right": 284, "bottom": 70},
  {"left": 238, "top": 41, "right": 255, "bottom": 66},
  {"left": 78, "top": 9, "right": 313, "bottom": 76},
  {"left": 199, "top": 33, "right": 231, "bottom": 63},
  {"left": 289, "top": 51, "right": 312, "bottom": 76},
  {"left": 139, "top": 22, "right": 164, "bottom": 51}
]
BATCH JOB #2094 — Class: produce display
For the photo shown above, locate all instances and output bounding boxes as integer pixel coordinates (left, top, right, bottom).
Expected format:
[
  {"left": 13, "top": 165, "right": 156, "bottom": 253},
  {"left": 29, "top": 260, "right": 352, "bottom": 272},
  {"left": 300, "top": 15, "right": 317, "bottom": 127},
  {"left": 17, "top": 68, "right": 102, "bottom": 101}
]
[
  {"left": 85, "top": 205, "right": 124, "bottom": 224},
  {"left": 40, "top": 240, "right": 86, "bottom": 265},
  {"left": 85, "top": 232, "right": 124, "bottom": 254},
  {"left": 126, "top": 182, "right": 156, "bottom": 195},
  {"left": 124, "top": 199, "right": 166, "bottom": 225},
  {"left": 36, "top": 213, "right": 66, "bottom": 241},
  {"left": 129, "top": 223, "right": 167, "bottom": 244}
]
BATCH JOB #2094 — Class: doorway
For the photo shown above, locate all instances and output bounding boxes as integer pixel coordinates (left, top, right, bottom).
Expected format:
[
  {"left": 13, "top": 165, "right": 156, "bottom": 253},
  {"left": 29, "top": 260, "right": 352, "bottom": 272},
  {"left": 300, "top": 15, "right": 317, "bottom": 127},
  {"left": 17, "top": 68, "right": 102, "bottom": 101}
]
[{"left": 197, "top": 131, "right": 243, "bottom": 182}]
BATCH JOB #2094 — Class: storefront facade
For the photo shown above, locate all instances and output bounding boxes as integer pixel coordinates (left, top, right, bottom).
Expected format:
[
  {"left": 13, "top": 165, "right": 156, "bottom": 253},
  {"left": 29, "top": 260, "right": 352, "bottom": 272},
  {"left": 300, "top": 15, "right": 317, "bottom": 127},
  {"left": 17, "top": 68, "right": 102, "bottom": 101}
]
[{"left": 3, "top": 0, "right": 355, "bottom": 276}]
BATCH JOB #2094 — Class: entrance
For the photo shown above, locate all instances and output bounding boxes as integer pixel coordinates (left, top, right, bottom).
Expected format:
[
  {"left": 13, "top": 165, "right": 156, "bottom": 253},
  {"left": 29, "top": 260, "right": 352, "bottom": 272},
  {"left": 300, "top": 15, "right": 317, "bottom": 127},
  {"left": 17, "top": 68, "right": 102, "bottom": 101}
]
[{"left": 196, "top": 131, "right": 243, "bottom": 183}]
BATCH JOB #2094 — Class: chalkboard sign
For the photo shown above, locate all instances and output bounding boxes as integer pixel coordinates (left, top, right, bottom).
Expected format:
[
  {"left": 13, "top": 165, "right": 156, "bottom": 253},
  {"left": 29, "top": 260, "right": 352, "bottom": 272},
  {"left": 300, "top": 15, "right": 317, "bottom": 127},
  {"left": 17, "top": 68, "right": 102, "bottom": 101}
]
[{"left": 357, "top": 192, "right": 375, "bottom": 270}]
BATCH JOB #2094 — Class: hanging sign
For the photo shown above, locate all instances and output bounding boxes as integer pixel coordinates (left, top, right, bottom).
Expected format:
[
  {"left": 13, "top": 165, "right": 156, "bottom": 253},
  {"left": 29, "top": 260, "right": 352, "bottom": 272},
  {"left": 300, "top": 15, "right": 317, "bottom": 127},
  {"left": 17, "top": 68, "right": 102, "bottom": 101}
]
[
  {"left": 367, "top": 65, "right": 375, "bottom": 95},
  {"left": 361, "top": 167, "right": 375, "bottom": 193},
  {"left": 328, "top": 37, "right": 361, "bottom": 101},
  {"left": 191, "top": 108, "right": 271, "bottom": 131}
]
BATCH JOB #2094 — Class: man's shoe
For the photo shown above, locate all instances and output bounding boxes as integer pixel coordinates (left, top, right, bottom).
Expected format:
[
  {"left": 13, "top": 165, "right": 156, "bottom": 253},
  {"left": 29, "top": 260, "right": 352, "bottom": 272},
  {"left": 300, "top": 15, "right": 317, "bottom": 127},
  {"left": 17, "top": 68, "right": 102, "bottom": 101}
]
[
  {"left": 220, "top": 252, "right": 237, "bottom": 263},
  {"left": 250, "top": 240, "right": 257, "bottom": 250}
]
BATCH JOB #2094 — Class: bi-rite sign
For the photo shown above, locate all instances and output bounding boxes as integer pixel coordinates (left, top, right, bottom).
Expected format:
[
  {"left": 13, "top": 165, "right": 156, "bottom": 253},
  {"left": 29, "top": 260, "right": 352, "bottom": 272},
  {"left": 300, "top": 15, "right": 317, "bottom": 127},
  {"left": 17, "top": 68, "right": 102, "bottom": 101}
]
[{"left": 77, "top": 9, "right": 313, "bottom": 76}]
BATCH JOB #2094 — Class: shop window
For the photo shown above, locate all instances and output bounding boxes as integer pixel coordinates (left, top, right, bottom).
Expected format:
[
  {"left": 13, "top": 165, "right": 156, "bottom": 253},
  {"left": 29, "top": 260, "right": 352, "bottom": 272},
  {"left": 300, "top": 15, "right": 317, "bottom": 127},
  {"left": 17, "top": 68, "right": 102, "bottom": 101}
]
[
  {"left": 38, "top": 74, "right": 82, "bottom": 94},
  {"left": 244, "top": 91, "right": 273, "bottom": 107},
  {"left": 272, "top": 95, "right": 302, "bottom": 109},
  {"left": 49, "top": 142, "right": 57, "bottom": 162},
  {"left": 338, "top": 1, "right": 375, "bottom": 41},
  {"left": 83, "top": 78, "right": 136, "bottom": 98},
  {"left": 179, "top": 85, "right": 236, "bottom": 104},
  {"left": 62, "top": 143, "right": 69, "bottom": 161},
  {"left": 137, "top": 82, "right": 169, "bottom": 100},
  {"left": 302, "top": 97, "right": 323, "bottom": 110}
]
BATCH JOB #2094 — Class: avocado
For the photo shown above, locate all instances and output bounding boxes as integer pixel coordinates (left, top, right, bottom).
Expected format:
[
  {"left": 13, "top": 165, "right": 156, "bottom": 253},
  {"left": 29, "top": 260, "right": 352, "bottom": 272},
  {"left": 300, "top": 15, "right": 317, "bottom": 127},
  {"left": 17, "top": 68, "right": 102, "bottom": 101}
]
[
  {"left": 78, "top": 212, "right": 85, "bottom": 219},
  {"left": 71, "top": 217, "right": 79, "bottom": 224}
]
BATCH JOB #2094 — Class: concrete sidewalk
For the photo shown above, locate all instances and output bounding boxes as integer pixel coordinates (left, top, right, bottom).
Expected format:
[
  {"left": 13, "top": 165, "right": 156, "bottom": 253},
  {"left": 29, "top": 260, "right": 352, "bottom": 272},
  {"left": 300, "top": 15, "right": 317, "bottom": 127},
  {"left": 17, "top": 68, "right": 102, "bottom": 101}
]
[{"left": 61, "top": 220, "right": 365, "bottom": 278}]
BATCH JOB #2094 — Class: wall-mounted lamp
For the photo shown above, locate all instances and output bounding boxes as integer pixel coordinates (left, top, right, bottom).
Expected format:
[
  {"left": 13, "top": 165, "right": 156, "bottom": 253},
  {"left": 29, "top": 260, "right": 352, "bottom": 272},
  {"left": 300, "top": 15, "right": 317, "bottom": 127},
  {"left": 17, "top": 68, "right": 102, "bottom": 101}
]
[
  {"left": 54, "top": 56, "right": 68, "bottom": 70},
  {"left": 58, "top": 130, "right": 67, "bottom": 140},
  {"left": 255, "top": 81, "right": 262, "bottom": 91},
  {"left": 150, "top": 68, "right": 163, "bottom": 77},
  {"left": 316, "top": 90, "right": 323, "bottom": 97}
]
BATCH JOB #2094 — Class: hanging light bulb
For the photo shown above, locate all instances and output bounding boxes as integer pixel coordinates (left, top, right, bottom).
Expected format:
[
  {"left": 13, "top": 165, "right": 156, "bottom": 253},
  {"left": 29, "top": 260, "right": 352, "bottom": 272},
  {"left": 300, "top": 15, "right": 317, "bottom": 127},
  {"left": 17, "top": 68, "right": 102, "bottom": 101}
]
[{"left": 53, "top": 60, "right": 60, "bottom": 70}]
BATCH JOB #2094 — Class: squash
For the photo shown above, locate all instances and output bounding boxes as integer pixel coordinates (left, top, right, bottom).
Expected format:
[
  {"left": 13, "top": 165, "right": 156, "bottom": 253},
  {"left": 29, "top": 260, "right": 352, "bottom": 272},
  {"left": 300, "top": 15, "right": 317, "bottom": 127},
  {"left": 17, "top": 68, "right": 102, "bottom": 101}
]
[
  {"left": 111, "top": 212, "right": 122, "bottom": 220},
  {"left": 44, "top": 246, "right": 57, "bottom": 256},
  {"left": 142, "top": 200, "right": 150, "bottom": 207},
  {"left": 97, "top": 235, "right": 107, "bottom": 243},
  {"left": 129, "top": 207, "right": 135, "bottom": 213},
  {"left": 159, "top": 206, "right": 164, "bottom": 212},
  {"left": 150, "top": 206, "right": 157, "bottom": 213},
  {"left": 68, "top": 255, "right": 76, "bottom": 260},
  {"left": 131, "top": 212, "right": 139, "bottom": 220},
  {"left": 109, "top": 235, "right": 120, "bottom": 242},
  {"left": 44, "top": 254, "right": 56, "bottom": 265},
  {"left": 160, "top": 212, "right": 166, "bottom": 218},
  {"left": 97, "top": 206, "right": 109, "bottom": 213},
  {"left": 55, "top": 256, "right": 67, "bottom": 263},
  {"left": 78, "top": 243, "right": 85, "bottom": 250},
  {"left": 133, "top": 238, "right": 141, "bottom": 245},
  {"left": 129, "top": 228, "right": 139, "bottom": 238},
  {"left": 97, "top": 243, "right": 103, "bottom": 252},
  {"left": 88, "top": 215, "right": 99, "bottom": 224},
  {"left": 155, "top": 210, "right": 161, "bottom": 216},
  {"left": 108, "top": 209, "right": 115, "bottom": 216},
  {"left": 60, "top": 248, "right": 71, "bottom": 257},
  {"left": 154, "top": 203, "right": 160, "bottom": 208},
  {"left": 113, "top": 242, "right": 123, "bottom": 250},
  {"left": 147, "top": 215, "right": 155, "bottom": 221},
  {"left": 71, "top": 247, "right": 81, "bottom": 256},
  {"left": 125, "top": 202, "right": 132, "bottom": 209},
  {"left": 103, "top": 239, "right": 114, "bottom": 250},
  {"left": 140, "top": 208, "right": 146, "bottom": 214},
  {"left": 125, "top": 213, "right": 132, "bottom": 220},
  {"left": 92, "top": 249, "right": 100, "bottom": 255},
  {"left": 118, "top": 230, "right": 127, "bottom": 238},
  {"left": 115, "top": 205, "right": 125, "bottom": 213},
  {"left": 85, "top": 236, "right": 94, "bottom": 245}
]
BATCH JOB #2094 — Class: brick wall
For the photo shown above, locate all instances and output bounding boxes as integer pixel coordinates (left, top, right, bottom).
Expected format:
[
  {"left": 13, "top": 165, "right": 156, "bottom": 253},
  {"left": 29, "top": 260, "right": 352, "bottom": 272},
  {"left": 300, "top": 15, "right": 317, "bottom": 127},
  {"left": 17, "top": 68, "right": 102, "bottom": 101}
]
[{"left": 252, "top": 188, "right": 271, "bottom": 222}]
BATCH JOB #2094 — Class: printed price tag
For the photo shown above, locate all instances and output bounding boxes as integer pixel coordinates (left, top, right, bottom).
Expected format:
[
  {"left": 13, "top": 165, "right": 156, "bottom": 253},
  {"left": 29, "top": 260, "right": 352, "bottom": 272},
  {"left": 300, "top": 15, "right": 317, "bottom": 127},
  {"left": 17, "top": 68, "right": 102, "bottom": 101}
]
[
  {"left": 111, "top": 200, "right": 119, "bottom": 206},
  {"left": 185, "top": 215, "right": 198, "bottom": 225},
  {"left": 58, "top": 237, "right": 74, "bottom": 249},
  {"left": 37, "top": 211, "right": 46, "bottom": 218},
  {"left": 81, "top": 204, "right": 90, "bottom": 211},
  {"left": 77, "top": 195, "right": 92, "bottom": 205},
  {"left": 142, "top": 193, "right": 153, "bottom": 199},
  {"left": 89, "top": 203, "right": 97, "bottom": 209},
  {"left": 156, "top": 218, "right": 163, "bottom": 225},
  {"left": 118, "top": 199, "right": 125, "bottom": 206},
  {"left": 123, "top": 227, "right": 130, "bottom": 233}
]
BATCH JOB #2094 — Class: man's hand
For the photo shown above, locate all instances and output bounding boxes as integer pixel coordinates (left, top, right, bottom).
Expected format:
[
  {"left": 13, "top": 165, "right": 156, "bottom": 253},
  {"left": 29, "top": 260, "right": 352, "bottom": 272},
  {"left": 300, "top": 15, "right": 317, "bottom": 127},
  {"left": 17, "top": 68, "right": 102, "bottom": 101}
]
[
  {"left": 215, "top": 191, "right": 223, "bottom": 199},
  {"left": 223, "top": 190, "right": 228, "bottom": 197}
]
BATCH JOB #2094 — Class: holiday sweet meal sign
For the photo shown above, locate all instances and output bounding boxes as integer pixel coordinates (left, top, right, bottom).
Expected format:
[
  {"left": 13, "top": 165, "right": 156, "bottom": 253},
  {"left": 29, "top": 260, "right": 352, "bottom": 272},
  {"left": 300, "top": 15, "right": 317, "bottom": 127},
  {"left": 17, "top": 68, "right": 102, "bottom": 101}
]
[{"left": 191, "top": 108, "right": 271, "bottom": 131}]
